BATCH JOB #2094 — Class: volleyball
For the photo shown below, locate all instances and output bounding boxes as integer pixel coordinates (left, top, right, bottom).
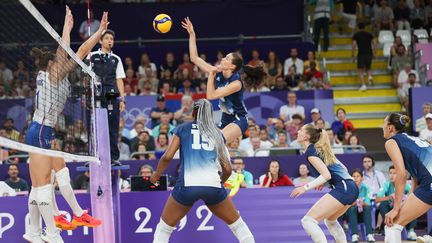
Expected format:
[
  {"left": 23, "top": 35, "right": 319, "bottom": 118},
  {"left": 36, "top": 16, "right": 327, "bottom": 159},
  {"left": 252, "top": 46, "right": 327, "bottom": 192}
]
[{"left": 153, "top": 14, "right": 172, "bottom": 34}]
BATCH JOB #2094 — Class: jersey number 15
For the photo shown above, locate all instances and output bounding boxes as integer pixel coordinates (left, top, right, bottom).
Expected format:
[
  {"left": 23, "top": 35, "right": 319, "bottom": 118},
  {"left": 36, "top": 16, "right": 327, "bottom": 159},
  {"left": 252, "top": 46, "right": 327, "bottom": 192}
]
[{"left": 191, "top": 129, "right": 215, "bottom": 151}]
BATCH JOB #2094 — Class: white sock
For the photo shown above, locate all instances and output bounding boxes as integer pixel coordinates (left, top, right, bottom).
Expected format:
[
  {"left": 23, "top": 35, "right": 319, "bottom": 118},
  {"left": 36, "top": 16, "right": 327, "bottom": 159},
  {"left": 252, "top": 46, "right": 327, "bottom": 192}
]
[
  {"left": 27, "top": 187, "right": 41, "bottom": 235},
  {"left": 56, "top": 167, "right": 84, "bottom": 217},
  {"left": 153, "top": 219, "right": 175, "bottom": 243},
  {"left": 384, "top": 224, "right": 403, "bottom": 243},
  {"left": 301, "top": 216, "right": 327, "bottom": 243},
  {"left": 324, "top": 219, "right": 347, "bottom": 243},
  {"left": 50, "top": 170, "right": 61, "bottom": 217},
  {"left": 228, "top": 217, "right": 255, "bottom": 243},
  {"left": 35, "top": 184, "right": 57, "bottom": 235}
]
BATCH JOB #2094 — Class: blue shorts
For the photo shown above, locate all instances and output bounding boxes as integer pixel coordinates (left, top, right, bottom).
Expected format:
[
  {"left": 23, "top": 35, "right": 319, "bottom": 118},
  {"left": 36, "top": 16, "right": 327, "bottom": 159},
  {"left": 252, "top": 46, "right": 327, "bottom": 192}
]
[
  {"left": 328, "top": 179, "right": 359, "bottom": 206},
  {"left": 25, "top": 121, "right": 54, "bottom": 149},
  {"left": 219, "top": 113, "right": 248, "bottom": 135},
  {"left": 171, "top": 186, "right": 228, "bottom": 207},
  {"left": 414, "top": 180, "right": 432, "bottom": 205}
]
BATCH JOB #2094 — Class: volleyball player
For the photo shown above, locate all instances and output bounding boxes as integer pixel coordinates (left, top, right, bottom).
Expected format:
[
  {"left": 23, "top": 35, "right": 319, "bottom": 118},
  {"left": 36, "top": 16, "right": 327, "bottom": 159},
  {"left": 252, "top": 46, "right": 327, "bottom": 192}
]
[
  {"left": 290, "top": 124, "right": 359, "bottom": 243},
  {"left": 381, "top": 113, "right": 432, "bottom": 243},
  {"left": 23, "top": 7, "right": 105, "bottom": 242},
  {"left": 151, "top": 99, "right": 255, "bottom": 243},
  {"left": 182, "top": 17, "right": 265, "bottom": 144}
]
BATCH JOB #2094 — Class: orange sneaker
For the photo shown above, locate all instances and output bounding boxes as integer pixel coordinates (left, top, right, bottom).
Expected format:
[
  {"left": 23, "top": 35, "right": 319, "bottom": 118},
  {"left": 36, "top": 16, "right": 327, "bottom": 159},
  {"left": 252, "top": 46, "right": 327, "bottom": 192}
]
[
  {"left": 72, "top": 210, "right": 102, "bottom": 228},
  {"left": 54, "top": 214, "right": 77, "bottom": 230}
]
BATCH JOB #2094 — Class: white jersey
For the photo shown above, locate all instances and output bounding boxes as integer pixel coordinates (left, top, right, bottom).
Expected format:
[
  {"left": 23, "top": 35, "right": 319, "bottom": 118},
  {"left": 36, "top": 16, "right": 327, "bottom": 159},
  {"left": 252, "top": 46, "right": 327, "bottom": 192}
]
[{"left": 32, "top": 71, "right": 71, "bottom": 128}]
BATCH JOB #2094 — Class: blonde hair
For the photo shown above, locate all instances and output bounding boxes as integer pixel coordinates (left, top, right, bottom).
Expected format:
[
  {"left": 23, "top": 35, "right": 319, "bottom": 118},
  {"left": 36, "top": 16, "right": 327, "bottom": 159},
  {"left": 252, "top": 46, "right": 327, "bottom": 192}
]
[{"left": 304, "top": 124, "right": 338, "bottom": 166}]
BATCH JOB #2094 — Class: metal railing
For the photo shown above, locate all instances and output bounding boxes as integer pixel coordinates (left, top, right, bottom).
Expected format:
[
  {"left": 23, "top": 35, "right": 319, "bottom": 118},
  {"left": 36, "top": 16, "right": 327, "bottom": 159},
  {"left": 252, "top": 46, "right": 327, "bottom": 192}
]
[{"left": 3, "top": 154, "right": 29, "bottom": 164}]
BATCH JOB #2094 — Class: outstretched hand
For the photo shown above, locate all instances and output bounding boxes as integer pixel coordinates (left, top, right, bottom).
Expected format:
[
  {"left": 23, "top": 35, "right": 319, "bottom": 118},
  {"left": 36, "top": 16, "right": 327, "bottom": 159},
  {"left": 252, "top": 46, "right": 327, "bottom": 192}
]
[
  {"left": 181, "top": 17, "right": 195, "bottom": 35},
  {"left": 63, "top": 5, "right": 74, "bottom": 32},
  {"left": 99, "top": 12, "right": 109, "bottom": 32}
]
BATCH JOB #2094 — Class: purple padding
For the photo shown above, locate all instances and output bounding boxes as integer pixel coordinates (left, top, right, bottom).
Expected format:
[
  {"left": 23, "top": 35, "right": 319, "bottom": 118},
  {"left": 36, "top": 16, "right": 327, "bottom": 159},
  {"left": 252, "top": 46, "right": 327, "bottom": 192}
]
[{"left": 90, "top": 108, "right": 115, "bottom": 243}]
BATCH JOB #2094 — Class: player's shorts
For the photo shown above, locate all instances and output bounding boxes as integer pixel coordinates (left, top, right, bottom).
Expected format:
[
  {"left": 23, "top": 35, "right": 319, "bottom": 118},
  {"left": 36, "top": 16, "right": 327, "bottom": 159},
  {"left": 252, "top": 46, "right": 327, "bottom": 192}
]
[
  {"left": 357, "top": 54, "right": 373, "bottom": 69},
  {"left": 413, "top": 180, "right": 432, "bottom": 205},
  {"left": 328, "top": 179, "right": 359, "bottom": 205},
  {"left": 172, "top": 186, "right": 228, "bottom": 207},
  {"left": 25, "top": 121, "right": 54, "bottom": 149},
  {"left": 219, "top": 112, "right": 248, "bottom": 135}
]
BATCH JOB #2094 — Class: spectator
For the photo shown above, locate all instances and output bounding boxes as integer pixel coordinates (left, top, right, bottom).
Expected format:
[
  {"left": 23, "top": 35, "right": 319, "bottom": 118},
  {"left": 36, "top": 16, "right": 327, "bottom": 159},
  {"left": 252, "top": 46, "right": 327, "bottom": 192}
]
[
  {"left": 262, "top": 159, "right": 294, "bottom": 187},
  {"left": 259, "top": 129, "right": 274, "bottom": 148},
  {"left": 239, "top": 124, "right": 259, "bottom": 152},
  {"left": 394, "top": 0, "right": 411, "bottom": 30},
  {"left": 214, "top": 50, "right": 224, "bottom": 66},
  {"left": 390, "top": 36, "right": 403, "bottom": 58},
  {"left": 285, "top": 113, "right": 304, "bottom": 142},
  {"left": 310, "top": 0, "right": 333, "bottom": 51},
  {"left": 314, "top": 118, "right": 327, "bottom": 129},
  {"left": 285, "top": 66, "right": 301, "bottom": 89},
  {"left": 309, "top": 108, "right": 330, "bottom": 128},
  {"left": 150, "top": 95, "right": 173, "bottom": 128},
  {"left": 140, "top": 66, "right": 159, "bottom": 93},
  {"left": 397, "top": 63, "right": 419, "bottom": 87},
  {"left": 152, "top": 113, "right": 175, "bottom": 138},
  {"left": 74, "top": 171, "right": 90, "bottom": 190},
  {"left": 279, "top": 91, "right": 305, "bottom": 121},
  {"left": 410, "top": 0, "right": 425, "bottom": 29},
  {"left": 78, "top": 10, "right": 101, "bottom": 40},
  {"left": 124, "top": 57, "right": 134, "bottom": 72},
  {"left": 346, "top": 169, "right": 375, "bottom": 243},
  {"left": 273, "top": 131, "right": 290, "bottom": 148},
  {"left": 264, "top": 51, "right": 282, "bottom": 87},
  {"left": 177, "top": 79, "right": 194, "bottom": 95},
  {"left": 159, "top": 81, "right": 173, "bottom": 95},
  {"left": 227, "top": 138, "right": 247, "bottom": 158},
  {"left": 159, "top": 52, "right": 178, "bottom": 78},
  {"left": 118, "top": 134, "right": 131, "bottom": 161},
  {"left": 340, "top": 0, "right": 360, "bottom": 35},
  {"left": 267, "top": 118, "right": 287, "bottom": 144},
  {"left": 363, "top": 0, "right": 377, "bottom": 19},
  {"left": 155, "top": 133, "right": 169, "bottom": 152},
  {"left": 138, "top": 53, "right": 157, "bottom": 82},
  {"left": 133, "top": 143, "right": 156, "bottom": 160},
  {"left": 398, "top": 73, "right": 420, "bottom": 111},
  {"left": 173, "top": 94, "right": 194, "bottom": 125},
  {"left": 415, "top": 102, "right": 432, "bottom": 132},
  {"left": 123, "top": 69, "right": 138, "bottom": 94},
  {"left": 361, "top": 154, "right": 386, "bottom": 199},
  {"left": 13, "top": 61, "right": 30, "bottom": 85},
  {"left": 4, "top": 164, "right": 29, "bottom": 192},
  {"left": 303, "top": 61, "right": 326, "bottom": 89},
  {"left": 419, "top": 113, "right": 432, "bottom": 144},
  {"left": 124, "top": 83, "right": 136, "bottom": 96},
  {"left": 283, "top": 48, "right": 304, "bottom": 76},
  {"left": 425, "top": 0, "right": 432, "bottom": 29},
  {"left": 3, "top": 118, "right": 20, "bottom": 141},
  {"left": 375, "top": 165, "right": 417, "bottom": 240},
  {"left": 232, "top": 158, "right": 254, "bottom": 188},
  {"left": 344, "top": 134, "right": 367, "bottom": 153},
  {"left": 245, "top": 137, "right": 269, "bottom": 157},
  {"left": 375, "top": 0, "right": 395, "bottom": 32},
  {"left": 193, "top": 53, "right": 209, "bottom": 83},
  {"left": 139, "top": 80, "right": 157, "bottom": 96},
  {"left": 352, "top": 22, "right": 376, "bottom": 91},
  {"left": 248, "top": 48, "right": 264, "bottom": 67},
  {"left": 324, "top": 128, "right": 344, "bottom": 154},
  {"left": 303, "top": 51, "right": 321, "bottom": 73},
  {"left": 138, "top": 164, "right": 154, "bottom": 177},
  {"left": 0, "top": 61, "right": 13, "bottom": 91},
  {"left": 271, "top": 76, "right": 288, "bottom": 91},
  {"left": 391, "top": 45, "right": 410, "bottom": 87},
  {"left": 130, "top": 118, "right": 152, "bottom": 139},
  {"left": 293, "top": 163, "right": 315, "bottom": 186},
  {"left": 331, "top": 108, "right": 355, "bottom": 141},
  {"left": 177, "top": 53, "right": 194, "bottom": 80},
  {"left": 131, "top": 130, "right": 155, "bottom": 154}
]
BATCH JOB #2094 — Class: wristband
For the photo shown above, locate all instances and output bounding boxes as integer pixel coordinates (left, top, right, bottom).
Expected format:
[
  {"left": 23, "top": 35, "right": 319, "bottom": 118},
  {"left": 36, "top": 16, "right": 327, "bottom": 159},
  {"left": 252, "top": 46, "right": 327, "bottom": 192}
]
[{"left": 303, "top": 175, "right": 327, "bottom": 191}]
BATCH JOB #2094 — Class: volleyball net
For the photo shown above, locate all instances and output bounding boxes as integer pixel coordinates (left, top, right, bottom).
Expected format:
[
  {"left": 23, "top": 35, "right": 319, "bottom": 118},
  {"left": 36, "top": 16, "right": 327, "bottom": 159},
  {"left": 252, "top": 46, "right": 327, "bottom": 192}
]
[{"left": 0, "top": 0, "right": 99, "bottom": 164}]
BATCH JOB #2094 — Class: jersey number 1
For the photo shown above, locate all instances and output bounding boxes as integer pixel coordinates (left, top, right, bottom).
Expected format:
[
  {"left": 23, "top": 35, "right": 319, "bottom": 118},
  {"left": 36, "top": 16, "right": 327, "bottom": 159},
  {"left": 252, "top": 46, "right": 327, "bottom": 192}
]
[{"left": 191, "top": 129, "right": 215, "bottom": 151}]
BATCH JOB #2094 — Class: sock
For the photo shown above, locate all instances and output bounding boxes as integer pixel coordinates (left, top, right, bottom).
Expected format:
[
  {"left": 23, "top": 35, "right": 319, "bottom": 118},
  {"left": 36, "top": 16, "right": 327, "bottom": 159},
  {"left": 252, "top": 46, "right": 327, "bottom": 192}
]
[
  {"left": 26, "top": 187, "right": 41, "bottom": 235},
  {"left": 56, "top": 167, "right": 84, "bottom": 217},
  {"left": 153, "top": 219, "right": 175, "bottom": 243},
  {"left": 228, "top": 217, "right": 255, "bottom": 243},
  {"left": 324, "top": 219, "right": 347, "bottom": 243},
  {"left": 384, "top": 224, "right": 403, "bottom": 243},
  {"left": 301, "top": 216, "right": 327, "bottom": 243},
  {"left": 51, "top": 170, "right": 61, "bottom": 217},
  {"left": 35, "top": 184, "right": 57, "bottom": 235}
]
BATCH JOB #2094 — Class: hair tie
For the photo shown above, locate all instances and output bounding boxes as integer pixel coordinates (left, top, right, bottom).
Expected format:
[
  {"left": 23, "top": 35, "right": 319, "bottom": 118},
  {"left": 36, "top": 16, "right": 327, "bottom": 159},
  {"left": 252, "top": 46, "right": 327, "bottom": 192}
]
[{"left": 399, "top": 116, "right": 405, "bottom": 126}]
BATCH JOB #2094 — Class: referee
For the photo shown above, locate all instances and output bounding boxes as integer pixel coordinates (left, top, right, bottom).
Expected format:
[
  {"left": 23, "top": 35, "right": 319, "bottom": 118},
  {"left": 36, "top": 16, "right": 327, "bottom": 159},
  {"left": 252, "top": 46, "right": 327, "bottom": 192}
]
[{"left": 90, "top": 29, "right": 126, "bottom": 166}]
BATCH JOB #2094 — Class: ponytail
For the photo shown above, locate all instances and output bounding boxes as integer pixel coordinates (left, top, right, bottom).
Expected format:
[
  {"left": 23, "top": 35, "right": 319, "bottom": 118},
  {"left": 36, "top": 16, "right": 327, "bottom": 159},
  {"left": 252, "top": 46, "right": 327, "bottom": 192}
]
[{"left": 304, "top": 124, "right": 337, "bottom": 166}]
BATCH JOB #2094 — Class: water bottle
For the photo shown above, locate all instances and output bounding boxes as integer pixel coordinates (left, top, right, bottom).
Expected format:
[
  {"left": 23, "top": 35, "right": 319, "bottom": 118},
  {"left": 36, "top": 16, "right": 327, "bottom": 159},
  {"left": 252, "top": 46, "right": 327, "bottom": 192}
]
[{"left": 357, "top": 198, "right": 363, "bottom": 213}]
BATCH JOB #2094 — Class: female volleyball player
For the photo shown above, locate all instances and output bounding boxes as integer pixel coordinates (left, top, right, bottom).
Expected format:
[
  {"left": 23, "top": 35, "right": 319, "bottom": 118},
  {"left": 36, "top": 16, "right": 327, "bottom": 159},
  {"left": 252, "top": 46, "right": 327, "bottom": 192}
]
[
  {"left": 150, "top": 99, "right": 255, "bottom": 243},
  {"left": 290, "top": 124, "right": 359, "bottom": 243},
  {"left": 23, "top": 7, "right": 105, "bottom": 243},
  {"left": 182, "top": 17, "right": 265, "bottom": 144},
  {"left": 381, "top": 113, "right": 432, "bottom": 243}
]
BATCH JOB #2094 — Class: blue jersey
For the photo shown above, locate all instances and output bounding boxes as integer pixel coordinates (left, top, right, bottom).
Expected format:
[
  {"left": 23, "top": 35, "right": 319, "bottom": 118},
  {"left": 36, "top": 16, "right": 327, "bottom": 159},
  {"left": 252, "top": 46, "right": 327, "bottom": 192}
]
[
  {"left": 173, "top": 122, "right": 222, "bottom": 188},
  {"left": 304, "top": 144, "right": 353, "bottom": 187},
  {"left": 389, "top": 133, "right": 432, "bottom": 184},
  {"left": 215, "top": 72, "right": 247, "bottom": 117}
]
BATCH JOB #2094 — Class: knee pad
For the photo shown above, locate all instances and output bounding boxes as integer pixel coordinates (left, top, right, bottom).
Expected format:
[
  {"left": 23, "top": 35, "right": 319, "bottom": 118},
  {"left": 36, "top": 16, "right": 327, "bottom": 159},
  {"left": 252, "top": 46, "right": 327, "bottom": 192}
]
[{"left": 55, "top": 167, "right": 70, "bottom": 187}]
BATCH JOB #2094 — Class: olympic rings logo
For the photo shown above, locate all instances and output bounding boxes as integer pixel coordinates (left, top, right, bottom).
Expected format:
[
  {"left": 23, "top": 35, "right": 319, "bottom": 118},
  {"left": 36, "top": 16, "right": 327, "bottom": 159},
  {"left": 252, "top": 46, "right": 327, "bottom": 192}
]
[{"left": 122, "top": 107, "right": 152, "bottom": 128}]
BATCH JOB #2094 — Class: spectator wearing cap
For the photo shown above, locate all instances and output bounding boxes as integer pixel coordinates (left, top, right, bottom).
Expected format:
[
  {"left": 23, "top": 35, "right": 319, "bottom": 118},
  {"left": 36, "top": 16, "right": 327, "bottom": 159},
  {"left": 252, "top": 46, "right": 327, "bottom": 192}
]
[
  {"left": 419, "top": 113, "right": 432, "bottom": 144},
  {"left": 150, "top": 95, "right": 173, "bottom": 128},
  {"left": 279, "top": 91, "right": 305, "bottom": 122},
  {"left": 415, "top": 103, "right": 432, "bottom": 133},
  {"left": 308, "top": 108, "right": 330, "bottom": 129}
]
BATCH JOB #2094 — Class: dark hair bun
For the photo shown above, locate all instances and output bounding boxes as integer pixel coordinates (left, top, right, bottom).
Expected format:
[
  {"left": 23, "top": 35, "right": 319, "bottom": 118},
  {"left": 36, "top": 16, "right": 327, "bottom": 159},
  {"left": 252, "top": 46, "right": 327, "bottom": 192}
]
[{"left": 400, "top": 115, "right": 411, "bottom": 127}]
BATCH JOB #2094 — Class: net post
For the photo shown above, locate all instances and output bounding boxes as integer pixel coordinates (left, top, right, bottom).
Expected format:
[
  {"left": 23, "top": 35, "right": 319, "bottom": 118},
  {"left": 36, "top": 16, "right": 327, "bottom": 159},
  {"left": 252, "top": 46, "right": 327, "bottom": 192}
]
[{"left": 89, "top": 108, "right": 115, "bottom": 243}]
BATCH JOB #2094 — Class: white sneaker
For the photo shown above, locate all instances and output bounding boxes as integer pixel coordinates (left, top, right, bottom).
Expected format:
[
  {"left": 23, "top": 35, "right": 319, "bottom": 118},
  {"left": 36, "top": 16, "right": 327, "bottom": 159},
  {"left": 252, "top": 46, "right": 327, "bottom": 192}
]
[
  {"left": 359, "top": 84, "right": 367, "bottom": 91},
  {"left": 408, "top": 230, "right": 418, "bottom": 240},
  {"left": 367, "top": 233, "right": 376, "bottom": 242},
  {"left": 417, "top": 235, "right": 432, "bottom": 243},
  {"left": 41, "top": 231, "right": 64, "bottom": 243},
  {"left": 351, "top": 234, "right": 360, "bottom": 243},
  {"left": 23, "top": 232, "right": 44, "bottom": 243}
]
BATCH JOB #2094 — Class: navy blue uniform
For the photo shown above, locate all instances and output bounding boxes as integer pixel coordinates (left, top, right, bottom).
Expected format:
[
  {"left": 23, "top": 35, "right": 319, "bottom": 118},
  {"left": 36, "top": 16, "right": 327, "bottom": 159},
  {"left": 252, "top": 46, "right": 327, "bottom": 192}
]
[
  {"left": 389, "top": 133, "right": 432, "bottom": 205},
  {"left": 215, "top": 72, "right": 248, "bottom": 134},
  {"left": 171, "top": 122, "right": 227, "bottom": 206},
  {"left": 89, "top": 50, "right": 125, "bottom": 161},
  {"left": 305, "top": 144, "right": 359, "bottom": 205}
]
